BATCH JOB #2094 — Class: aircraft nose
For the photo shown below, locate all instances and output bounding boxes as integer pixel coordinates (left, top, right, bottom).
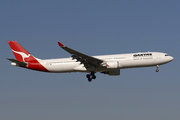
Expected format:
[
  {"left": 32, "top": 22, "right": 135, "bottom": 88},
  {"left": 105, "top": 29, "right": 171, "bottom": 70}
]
[{"left": 170, "top": 56, "right": 174, "bottom": 61}]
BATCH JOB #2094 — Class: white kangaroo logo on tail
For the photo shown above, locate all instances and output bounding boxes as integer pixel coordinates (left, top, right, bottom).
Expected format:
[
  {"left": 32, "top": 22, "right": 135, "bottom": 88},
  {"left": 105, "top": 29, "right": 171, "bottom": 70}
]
[{"left": 12, "top": 49, "right": 30, "bottom": 62}]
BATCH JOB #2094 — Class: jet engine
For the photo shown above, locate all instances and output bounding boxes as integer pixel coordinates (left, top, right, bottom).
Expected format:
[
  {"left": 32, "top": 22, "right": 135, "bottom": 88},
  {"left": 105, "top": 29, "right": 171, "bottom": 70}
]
[{"left": 106, "top": 61, "right": 119, "bottom": 69}]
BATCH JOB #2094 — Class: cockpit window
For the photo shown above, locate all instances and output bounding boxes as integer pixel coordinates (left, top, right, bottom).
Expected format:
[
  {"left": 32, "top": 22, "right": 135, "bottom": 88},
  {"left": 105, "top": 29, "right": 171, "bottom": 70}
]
[{"left": 165, "top": 54, "right": 169, "bottom": 56}]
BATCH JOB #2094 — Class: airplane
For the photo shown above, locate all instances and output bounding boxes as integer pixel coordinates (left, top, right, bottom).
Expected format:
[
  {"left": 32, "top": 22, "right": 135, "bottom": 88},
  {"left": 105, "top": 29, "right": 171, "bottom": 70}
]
[{"left": 7, "top": 41, "right": 174, "bottom": 82}]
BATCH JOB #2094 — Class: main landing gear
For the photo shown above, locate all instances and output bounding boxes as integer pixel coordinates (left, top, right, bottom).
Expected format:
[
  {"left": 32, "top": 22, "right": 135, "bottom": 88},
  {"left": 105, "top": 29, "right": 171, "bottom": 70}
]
[
  {"left": 86, "top": 71, "right": 96, "bottom": 82},
  {"left": 156, "top": 65, "right": 159, "bottom": 72}
]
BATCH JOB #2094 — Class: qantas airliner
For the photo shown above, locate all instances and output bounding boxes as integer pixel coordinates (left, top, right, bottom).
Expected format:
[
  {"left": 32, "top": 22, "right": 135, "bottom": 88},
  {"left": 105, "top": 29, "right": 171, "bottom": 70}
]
[{"left": 7, "top": 41, "right": 174, "bottom": 82}]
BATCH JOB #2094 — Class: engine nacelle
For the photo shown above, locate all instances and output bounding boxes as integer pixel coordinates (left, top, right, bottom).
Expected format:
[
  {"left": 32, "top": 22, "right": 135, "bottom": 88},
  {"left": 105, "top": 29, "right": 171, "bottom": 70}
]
[
  {"left": 106, "top": 61, "right": 119, "bottom": 69},
  {"left": 101, "top": 69, "right": 120, "bottom": 76}
]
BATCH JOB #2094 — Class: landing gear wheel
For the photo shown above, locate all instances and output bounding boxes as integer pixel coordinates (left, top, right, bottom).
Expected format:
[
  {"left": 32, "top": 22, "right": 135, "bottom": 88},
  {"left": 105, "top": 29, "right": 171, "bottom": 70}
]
[
  {"left": 92, "top": 75, "right": 96, "bottom": 79},
  {"left": 90, "top": 71, "right": 95, "bottom": 76},
  {"left": 86, "top": 72, "right": 96, "bottom": 82},
  {"left": 156, "top": 65, "right": 159, "bottom": 72},
  {"left": 88, "top": 78, "right": 92, "bottom": 82},
  {"left": 86, "top": 74, "right": 90, "bottom": 78}
]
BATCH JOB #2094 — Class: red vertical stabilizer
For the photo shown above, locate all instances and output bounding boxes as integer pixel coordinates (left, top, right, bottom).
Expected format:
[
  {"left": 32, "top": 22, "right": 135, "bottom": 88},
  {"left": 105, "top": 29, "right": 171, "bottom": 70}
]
[{"left": 8, "top": 41, "right": 49, "bottom": 72}]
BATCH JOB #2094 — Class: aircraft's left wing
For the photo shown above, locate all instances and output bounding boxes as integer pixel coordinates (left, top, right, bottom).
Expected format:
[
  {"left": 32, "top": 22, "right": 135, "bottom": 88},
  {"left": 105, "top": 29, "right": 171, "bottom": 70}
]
[{"left": 58, "top": 42, "right": 103, "bottom": 67}]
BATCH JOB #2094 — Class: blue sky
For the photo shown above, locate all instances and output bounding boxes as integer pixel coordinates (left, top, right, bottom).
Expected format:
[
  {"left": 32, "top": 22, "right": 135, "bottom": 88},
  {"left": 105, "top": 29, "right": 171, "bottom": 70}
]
[{"left": 1, "top": 0, "right": 180, "bottom": 120}]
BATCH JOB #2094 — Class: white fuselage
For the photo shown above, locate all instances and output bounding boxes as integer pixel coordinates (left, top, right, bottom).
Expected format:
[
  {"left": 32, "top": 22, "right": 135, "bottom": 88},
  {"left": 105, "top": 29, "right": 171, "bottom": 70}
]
[
  {"left": 38, "top": 52, "right": 174, "bottom": 73},
  {"left": 8, "top": 41, "right": 174, "bottom": 81}
]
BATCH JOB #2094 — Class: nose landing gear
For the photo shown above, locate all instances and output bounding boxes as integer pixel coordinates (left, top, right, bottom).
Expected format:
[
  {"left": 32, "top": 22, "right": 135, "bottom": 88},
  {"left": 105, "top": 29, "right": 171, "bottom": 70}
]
[
  {"left": 86, "top": 71, "right": 96, "bottom": 82},
  {"left": 156, "top": 65, "right": 159, "bottom": 72}
]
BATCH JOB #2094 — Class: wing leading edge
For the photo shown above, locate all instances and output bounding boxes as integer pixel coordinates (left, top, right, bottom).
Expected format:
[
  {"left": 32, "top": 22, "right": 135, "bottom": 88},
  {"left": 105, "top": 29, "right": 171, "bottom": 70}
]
[{"left": 58, "top": 42, "right": 103, "bottom": 68}]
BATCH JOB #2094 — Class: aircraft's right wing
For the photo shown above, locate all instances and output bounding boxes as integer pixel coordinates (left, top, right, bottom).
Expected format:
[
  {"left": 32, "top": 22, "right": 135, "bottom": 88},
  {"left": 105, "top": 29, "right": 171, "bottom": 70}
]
[{"left": 58, "top": 42, "right": 104, "bottom": 68}]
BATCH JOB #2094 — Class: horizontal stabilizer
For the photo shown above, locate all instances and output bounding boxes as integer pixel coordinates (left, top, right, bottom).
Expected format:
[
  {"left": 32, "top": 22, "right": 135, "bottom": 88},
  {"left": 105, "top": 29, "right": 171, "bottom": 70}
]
[{"left": 7, "top": 58, "right": 28, "bottom": 67}]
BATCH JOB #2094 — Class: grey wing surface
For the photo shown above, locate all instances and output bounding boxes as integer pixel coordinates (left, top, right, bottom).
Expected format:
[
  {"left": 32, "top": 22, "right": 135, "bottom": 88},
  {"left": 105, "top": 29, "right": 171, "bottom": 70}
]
[{"left": 58, "top": 42, "right": 103, "bottom": 67}]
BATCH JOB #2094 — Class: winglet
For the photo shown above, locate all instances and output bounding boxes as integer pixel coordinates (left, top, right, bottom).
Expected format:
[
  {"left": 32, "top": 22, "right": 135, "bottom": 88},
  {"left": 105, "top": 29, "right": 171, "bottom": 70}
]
[{"left": 58, "top": 42, "right": 65, "bottom": 47}]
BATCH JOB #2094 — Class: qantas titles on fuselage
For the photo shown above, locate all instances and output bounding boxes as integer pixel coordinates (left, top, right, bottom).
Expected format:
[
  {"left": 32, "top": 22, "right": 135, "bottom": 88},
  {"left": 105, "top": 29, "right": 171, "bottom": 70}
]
[
  {"left": 133, "top": 53, "right": 152, "bottom": 57},
  {"left": 7, "top": 41, "right": 174, "bottom": 82},
  {"left": 133, "top": 53, "right": 153, "bottom": 60}
]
